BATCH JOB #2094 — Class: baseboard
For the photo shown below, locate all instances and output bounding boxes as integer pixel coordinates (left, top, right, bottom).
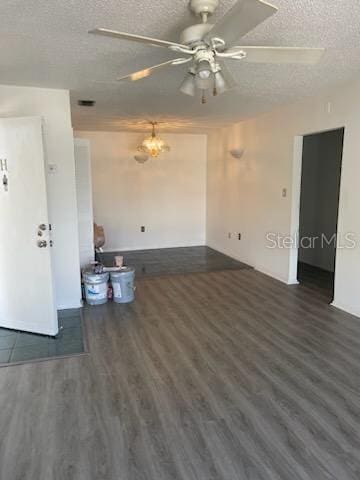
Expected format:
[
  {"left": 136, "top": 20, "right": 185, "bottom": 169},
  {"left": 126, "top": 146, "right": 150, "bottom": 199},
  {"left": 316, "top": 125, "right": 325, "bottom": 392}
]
[
  {"left": 207, "top": 242, "right": 300, "bottom": 285},
  {"left": 254, "top": 263, "right": 292, "bottom": 285},
  {"left": 330, "top": 300, "right": 360, "bottom": 319},
  {"left": 206, "top": 241, "right": 249, "bottom": 265},
  {"left": 56, "top": 302, "right": 82, "bottom": 311},
  {"left": 102, "top": 243, "right": 206, "bottom": 253}
]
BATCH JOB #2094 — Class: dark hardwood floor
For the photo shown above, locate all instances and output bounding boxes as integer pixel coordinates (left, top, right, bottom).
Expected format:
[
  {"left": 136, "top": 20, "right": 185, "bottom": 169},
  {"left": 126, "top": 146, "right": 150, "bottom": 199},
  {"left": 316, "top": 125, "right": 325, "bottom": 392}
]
[
  {"left": 1, "top": 268, "right": 360, "bottom": 479},
  {"left": 98, "top": 246, "right": 250, "bottom": 278},
  {"left": 297, "top": 261, "right": 335, "bottom": 302}
]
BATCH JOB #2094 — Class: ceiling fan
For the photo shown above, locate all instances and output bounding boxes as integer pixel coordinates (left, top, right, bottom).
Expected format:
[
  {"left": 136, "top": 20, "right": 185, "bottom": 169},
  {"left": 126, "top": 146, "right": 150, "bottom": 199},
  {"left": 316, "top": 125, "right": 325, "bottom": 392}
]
[{"left": 89, "top": 0, "right": 325, "bottom": 103}]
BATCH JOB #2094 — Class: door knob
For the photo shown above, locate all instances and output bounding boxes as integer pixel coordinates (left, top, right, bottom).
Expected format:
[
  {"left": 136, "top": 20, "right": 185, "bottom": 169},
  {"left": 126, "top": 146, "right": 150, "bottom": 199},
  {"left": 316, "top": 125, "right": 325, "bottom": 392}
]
[{"left": 37, "top": 240, "right": 47, "bottom": 248}]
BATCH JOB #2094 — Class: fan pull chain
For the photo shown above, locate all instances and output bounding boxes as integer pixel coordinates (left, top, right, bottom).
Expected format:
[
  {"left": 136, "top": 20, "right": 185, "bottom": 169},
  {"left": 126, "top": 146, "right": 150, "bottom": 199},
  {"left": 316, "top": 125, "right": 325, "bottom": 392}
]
[{"left": 201, "top": 91, "right": 207, "bottom": 104}]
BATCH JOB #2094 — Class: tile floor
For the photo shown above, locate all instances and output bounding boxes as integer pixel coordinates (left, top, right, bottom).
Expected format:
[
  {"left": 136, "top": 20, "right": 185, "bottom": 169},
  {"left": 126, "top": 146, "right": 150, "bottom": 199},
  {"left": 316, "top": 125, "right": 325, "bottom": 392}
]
[{"left": 0, "top": 312, "right": 85, "bottom": 365}]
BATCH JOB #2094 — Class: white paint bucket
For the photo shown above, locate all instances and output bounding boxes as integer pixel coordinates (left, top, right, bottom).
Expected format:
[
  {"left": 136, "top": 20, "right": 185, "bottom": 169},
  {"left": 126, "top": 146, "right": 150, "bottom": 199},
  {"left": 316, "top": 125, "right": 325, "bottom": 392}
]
[
  {"left": 110, "top": 268, "right": 136, "bottom": 304},
  {"left": 83, "top": 271, "right": 109, "bottom": 306}
]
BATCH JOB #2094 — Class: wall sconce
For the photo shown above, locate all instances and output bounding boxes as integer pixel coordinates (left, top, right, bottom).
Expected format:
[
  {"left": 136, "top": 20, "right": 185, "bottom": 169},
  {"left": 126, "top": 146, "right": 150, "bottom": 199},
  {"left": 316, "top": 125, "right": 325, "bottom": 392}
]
[
  {"left": 229, "top": 148, "right": 245, "bottom": 159},
  {"left": 134, "top": 153, "right": 149, "bottom": 164}
]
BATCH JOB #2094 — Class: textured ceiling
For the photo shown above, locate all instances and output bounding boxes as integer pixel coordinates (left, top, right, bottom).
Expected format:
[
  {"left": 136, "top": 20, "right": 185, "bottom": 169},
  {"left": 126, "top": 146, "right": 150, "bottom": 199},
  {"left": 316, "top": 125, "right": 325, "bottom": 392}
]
[{"left": 2, "top": 0, "right": 360, "bottom": 132}]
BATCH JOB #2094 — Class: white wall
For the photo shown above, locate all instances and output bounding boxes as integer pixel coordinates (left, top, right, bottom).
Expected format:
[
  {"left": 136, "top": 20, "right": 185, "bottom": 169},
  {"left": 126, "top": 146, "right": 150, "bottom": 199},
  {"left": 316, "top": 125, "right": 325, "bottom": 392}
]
[
  {"left": 207, "top": 77, "right": 360, "bottom": 317},
  {"left": 75, "top": 131, "right": 207, "bottom": 251},
  {"left": 0, "top": 85, "right": 81, "bottom": 310},
  {"left": 74, "top": 138, "right": 94, "bottom": 268}
]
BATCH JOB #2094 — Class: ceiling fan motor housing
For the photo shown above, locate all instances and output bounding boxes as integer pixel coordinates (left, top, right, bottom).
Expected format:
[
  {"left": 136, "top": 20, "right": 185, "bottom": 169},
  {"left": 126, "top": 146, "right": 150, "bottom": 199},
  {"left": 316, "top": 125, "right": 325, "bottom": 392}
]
[
  {"left": 180, "top": 23, "right": 213, "bottom": 46},
  {"left": 190, "top": 0, "right": 219, "bottom": 16}
]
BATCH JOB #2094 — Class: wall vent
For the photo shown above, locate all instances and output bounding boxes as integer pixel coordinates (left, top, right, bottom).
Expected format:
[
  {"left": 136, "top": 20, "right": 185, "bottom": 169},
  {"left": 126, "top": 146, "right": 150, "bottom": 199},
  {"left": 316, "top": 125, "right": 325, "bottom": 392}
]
[{"left": 78, "top": 100, "right": 96, "bottom": 107}]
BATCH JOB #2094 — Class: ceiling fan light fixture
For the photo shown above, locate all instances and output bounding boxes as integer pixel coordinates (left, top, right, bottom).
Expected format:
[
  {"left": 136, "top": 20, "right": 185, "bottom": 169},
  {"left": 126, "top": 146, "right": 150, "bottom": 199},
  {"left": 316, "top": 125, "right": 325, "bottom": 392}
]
[
  {"left": 214, "top": 70, "right": 230, "bottom": 95},
  {"left": 180, "top": 73, "right": 196, "bottom": 96},
  {"left": 90, "top": 0, "right": 325, "bottom": 105},
  {"left": 196, "top": 60, "right": 212, "bottom": 79},
  {"left": 195, "top": 72, "right": 214, "bottom": 91},
  {"left": 195, "top": 60, "right": 213, "bottom": 90},
  {"left": 193, "top": 54, "right": 220, "bottom": 92},
  {"left": 193, "top": 60, "right": 213, "bottom": 91}
]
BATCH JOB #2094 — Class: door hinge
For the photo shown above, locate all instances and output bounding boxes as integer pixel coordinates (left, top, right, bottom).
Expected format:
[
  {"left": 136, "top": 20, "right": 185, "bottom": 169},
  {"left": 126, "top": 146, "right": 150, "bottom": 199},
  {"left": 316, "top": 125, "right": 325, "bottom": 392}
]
[{"left": 0, "top": 159, "right": 8, "bottom": 172}]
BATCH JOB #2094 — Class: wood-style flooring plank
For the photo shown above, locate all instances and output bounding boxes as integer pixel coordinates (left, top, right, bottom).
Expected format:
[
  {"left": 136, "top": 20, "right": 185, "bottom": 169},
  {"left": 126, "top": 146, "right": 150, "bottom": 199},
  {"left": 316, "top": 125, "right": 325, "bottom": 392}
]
[{"left": 1, "top": 268, "right": 360, "bottom": 479}]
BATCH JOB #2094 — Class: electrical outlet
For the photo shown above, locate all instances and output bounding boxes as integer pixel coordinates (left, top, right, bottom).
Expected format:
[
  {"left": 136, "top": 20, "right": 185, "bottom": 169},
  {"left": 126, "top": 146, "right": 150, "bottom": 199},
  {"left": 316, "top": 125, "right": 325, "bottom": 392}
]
[
  {"left": 282, "top": 188, "right": 287, "bottom": 198},
  {"left": 141, "top": 226, "right": 145, "bottom": 232},
  {"left": 48, "top": 163, "right": 58, "bottom": 174},
  {"left": 238, "top": 233, "right": 242, "bottom": 240},
  {"left": 228, "top": 232, "right": 232, "bottom": 239}
]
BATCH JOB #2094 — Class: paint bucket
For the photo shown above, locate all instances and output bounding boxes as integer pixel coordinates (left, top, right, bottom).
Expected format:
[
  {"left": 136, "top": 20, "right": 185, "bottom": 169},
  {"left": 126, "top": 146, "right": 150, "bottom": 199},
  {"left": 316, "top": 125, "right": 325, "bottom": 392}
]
[
  {"left": 83, "top": 271, "right": 109, "bottom": 305},
  {"left": 110, "top": 268, "right": 136, "bottom": 304}
]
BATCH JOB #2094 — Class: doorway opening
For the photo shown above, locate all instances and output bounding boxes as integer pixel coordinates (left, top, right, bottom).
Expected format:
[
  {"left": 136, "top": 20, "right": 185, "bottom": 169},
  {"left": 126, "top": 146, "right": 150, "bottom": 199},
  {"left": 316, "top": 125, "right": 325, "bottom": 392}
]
[{"left": 297, "top": 128, "right": 344, "bottom": 302}]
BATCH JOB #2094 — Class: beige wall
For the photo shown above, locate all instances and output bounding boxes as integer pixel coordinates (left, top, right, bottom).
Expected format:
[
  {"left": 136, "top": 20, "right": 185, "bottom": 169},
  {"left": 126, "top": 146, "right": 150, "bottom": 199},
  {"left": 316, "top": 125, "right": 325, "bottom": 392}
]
[
  {"left": 207, "top": 77, "right": 360, "bottom": 317},
  {"left": 75, "top": 131, "right": 207, "bottom": 251}
]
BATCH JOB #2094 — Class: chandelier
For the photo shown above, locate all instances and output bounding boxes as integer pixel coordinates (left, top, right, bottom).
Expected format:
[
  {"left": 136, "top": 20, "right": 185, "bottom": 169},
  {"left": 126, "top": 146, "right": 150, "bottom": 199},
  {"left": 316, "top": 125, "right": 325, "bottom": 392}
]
[{"left": 138, "top": 122, "right": 170, "bottom": 158}]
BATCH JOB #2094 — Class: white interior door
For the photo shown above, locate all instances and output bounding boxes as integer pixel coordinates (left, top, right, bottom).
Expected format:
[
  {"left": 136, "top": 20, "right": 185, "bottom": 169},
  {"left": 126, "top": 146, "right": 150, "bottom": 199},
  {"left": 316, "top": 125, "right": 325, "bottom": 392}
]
[{"left": 0, "top": 117, "right": 58, "bottom": 336}]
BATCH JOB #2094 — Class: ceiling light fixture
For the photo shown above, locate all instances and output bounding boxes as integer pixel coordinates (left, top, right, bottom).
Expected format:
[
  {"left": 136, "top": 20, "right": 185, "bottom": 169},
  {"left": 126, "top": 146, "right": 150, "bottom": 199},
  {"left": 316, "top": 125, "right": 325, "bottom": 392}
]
[
  {"left": 181, "top": 65, "right": 231, "bottom": 104},
  {"left": 214, "top": 71, "right": 230, "bottom": 95},
  {"left": 138, "top": 122, "right": 170, "bottom": 158},
  {"left": 90, "top": 0, "right": 326, "bottom": 106},
  {"left": 179, "top": 49, "right": 233, "bottom": 103},
  {"left": 196, "top": 60, "right": 212, "bottom": 81},
  {"left": 134, "top": 153, "right": 149, "bottom": 164},
  {"left": 229, "top": 148, "right": 245, "bottom": 159},
  {"left": 180, "top": 73, "right": 196, "bottom": 96}
]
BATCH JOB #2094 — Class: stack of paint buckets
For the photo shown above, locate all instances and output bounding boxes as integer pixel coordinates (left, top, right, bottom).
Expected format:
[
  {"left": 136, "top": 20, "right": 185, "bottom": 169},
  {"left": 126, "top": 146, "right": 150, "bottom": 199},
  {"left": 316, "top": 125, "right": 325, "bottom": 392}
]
[{"left": 83, "top": 261, "right": 135, "bottom": 306}]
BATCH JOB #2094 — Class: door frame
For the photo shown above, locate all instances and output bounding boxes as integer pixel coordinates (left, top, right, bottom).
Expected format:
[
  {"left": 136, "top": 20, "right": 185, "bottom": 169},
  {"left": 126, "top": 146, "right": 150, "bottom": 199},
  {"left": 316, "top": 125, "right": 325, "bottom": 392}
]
[{"left": 288, "top": 127, "right": 345, "bottom": 301}]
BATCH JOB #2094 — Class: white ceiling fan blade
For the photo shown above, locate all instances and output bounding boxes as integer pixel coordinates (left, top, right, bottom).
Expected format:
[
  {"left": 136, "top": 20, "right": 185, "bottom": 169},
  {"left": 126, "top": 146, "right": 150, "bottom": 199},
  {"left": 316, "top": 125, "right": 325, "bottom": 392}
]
[
  {"left": 229, "top": 46, "right": 326, "bottom": 64},
  {"left": 204, "top": 0, "right": 277, "bottom": 48},
  {"left": 89, "top": 28, "right": 190, "bottom": 51},
  {"left": 117, "top": 58, "right": 190, "bottom": 82}
]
